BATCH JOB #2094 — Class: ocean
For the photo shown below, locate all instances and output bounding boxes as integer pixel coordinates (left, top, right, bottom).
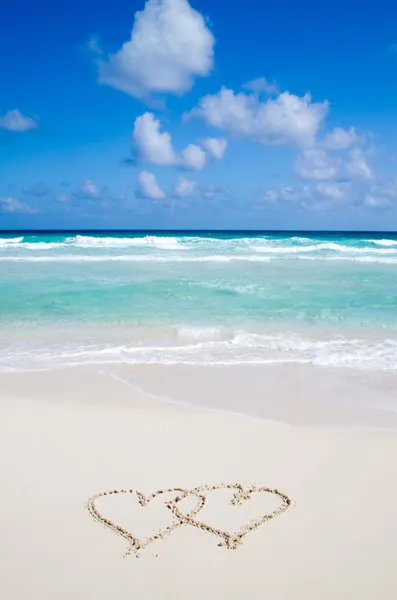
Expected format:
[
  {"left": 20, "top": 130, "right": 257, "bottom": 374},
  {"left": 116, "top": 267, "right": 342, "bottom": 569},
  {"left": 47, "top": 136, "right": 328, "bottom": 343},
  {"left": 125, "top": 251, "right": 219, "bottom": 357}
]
[{"left": 1, "top": 230, "right": 397, "bottom": 372}]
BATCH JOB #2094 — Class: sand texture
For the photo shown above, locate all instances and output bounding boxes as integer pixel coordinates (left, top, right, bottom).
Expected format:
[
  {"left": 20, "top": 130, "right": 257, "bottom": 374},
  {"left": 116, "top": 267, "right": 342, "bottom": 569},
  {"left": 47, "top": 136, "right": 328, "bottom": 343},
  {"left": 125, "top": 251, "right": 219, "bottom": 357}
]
[{"left": 1, "top": 367, "right": 396, "bottom": 599}]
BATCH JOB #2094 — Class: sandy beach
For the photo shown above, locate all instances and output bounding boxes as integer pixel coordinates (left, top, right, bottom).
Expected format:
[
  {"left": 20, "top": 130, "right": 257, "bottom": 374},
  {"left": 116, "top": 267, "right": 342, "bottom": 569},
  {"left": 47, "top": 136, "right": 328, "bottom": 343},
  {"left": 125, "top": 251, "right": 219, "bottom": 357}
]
[
  {"left": 4, "top": 0, "right": 397, "bottom": 592},
  {"left": 1, "top": 366, "right": 396, "bottom": 599}
]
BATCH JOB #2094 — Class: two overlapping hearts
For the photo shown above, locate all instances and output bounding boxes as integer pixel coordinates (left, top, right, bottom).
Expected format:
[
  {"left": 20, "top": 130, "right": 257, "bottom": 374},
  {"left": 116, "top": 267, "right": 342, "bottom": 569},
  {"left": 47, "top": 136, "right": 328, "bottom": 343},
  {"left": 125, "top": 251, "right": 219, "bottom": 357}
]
[{"left": 87, "top": 483, "right": 292, "bottom": 556}]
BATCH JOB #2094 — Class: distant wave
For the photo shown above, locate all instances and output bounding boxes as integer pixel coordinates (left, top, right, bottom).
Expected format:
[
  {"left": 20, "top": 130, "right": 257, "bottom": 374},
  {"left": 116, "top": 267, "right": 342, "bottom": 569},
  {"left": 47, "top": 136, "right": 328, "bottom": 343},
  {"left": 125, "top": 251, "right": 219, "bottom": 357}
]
[
  {"left": 0, "top": 237, "right": 24, "bottom": 245},
  {"left": 72, "top": 235, "right": 181, "bottom": 249},
  {"left": 0, "top": 235, "right": 182, "bottom": 250},
  {"left": 290, "top": 237, "right": 312, "bottom": 243},
  {"left": 365, "top": 239, "right": 397, "bottom": 247},
  {"left": 2, "top": 234, "right": 397, "bottom": 265},
  {"left": 2, "top": 235, "right": 397, "bottom": 255}
]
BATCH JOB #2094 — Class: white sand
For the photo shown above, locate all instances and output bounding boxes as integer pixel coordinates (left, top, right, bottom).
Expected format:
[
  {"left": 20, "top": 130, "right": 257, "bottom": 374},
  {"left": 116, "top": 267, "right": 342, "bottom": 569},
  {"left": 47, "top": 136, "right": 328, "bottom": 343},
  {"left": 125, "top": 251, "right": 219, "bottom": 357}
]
[{"left": 1, "top": 367, "right": 396, "bottom": 599}]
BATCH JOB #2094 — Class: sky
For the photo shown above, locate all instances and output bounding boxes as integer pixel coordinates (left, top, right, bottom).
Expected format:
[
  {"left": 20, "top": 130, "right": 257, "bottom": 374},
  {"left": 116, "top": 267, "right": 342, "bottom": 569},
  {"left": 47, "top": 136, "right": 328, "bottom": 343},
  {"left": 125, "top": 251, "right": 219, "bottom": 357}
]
[{"left": 2, "top": 0, "right": 397, "bottom": 230}]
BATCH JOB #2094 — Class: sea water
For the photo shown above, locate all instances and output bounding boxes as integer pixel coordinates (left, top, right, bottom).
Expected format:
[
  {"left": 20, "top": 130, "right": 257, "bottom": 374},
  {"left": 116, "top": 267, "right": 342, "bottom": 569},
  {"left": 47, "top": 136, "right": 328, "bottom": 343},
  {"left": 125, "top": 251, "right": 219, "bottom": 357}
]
[{"left": 1, "top": 231, "right": 397, "bottom": 372}]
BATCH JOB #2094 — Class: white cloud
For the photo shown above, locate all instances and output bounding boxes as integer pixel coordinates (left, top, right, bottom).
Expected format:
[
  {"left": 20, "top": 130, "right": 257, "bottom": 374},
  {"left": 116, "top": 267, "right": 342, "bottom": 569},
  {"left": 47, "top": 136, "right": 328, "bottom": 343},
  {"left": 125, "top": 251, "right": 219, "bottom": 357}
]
[
  {"left": 294, "top": 144, "right": 373, "bottom": 187},
  {"left": 364, "top": 195, "right": 394, "bottom": 209},
  {"left": 263, "top": 186, "right": 311, "bottom": 204},
  {"left": 133, "top": 112, "right": 208, "bottom": 170},
  {"left": 243, "top": 77, "right": 279, "bottom": 96},
  {"left": 189, "top": 87, "right": 329, "bottom": 147},
  {"left": 316, "top": 181, "right": 350, "bottom": 199},
  {"left": 174, "top": 176, "right": 197, "bottom": 197},
  {"left": 361, "top": 182, "right": 397, "bottom": 209},
  {"left": 262, "top": 181, "right": 353, "bottom": 210},
  {"left": 323, "top": 127, "right": 360, "bottom": 150},
  {"left": 137, "top": 171, "right": 166, "bottom": 199},
  {"left": 0, "top": 109, "right": 38, "bottom": 132},
  {"left": 294, "top": 148, "right": 340, "bottom": 180},
  {"left": 78, "top": 180, "right": 100, "bottom": 198},
  {"left": 346, "top": 149, "right": 373, "bottom": 180},
  {"left": 262, "top": 174, "right": 397, "bottom": 212},
  {"left": 0, "top": 197, "right": 36, "bottom": 214},
  {"left": 133, "top": 112, "right": 177, "bottom": 166},
  {"left": 181, "top": 144, "right": 206, "bottom": 170},
  {"left": 203, "top": 137, "right": 228, "bottom": 159},
  {"left": 97, "top": 0, "right": 214, "bottom": 100},
  {"left": 370, "top": 184, "right": 397, "bottom": 199}
]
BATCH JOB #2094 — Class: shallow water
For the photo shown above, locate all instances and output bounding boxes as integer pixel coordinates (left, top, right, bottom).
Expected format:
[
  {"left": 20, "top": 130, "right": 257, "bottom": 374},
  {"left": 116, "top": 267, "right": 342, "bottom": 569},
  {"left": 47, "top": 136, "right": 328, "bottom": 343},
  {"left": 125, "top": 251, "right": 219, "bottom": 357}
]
[{"left": 1, "top": 231, "right": 397, "bottom": 372}]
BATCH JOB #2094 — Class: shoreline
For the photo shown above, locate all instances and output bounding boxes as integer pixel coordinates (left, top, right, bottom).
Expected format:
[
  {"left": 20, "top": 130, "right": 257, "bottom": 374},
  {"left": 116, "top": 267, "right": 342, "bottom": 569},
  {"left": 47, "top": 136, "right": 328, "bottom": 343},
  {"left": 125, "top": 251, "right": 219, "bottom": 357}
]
[
  {"left": 2, "top": 363, "right": 397, "bottom": 431},
  {"left": 2, "top": 319, "right": 397, "bottom": 376},
  {"left": 99, "top": 365, "right": 397, "bottom": 433}
]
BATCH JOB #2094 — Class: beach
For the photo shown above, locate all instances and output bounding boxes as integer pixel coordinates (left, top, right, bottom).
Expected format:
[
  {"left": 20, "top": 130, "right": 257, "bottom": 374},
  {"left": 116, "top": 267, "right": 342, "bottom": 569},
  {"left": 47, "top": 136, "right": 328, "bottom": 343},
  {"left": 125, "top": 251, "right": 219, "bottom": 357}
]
[
  {"left": 4, "top": 0, "right": 397, "bottom": 591},
  {"left": 1, "top": 365, "right": 397, "bottom": 599},
  {"left": 1, "top": 231, "right": 397, "bottom": 598}
]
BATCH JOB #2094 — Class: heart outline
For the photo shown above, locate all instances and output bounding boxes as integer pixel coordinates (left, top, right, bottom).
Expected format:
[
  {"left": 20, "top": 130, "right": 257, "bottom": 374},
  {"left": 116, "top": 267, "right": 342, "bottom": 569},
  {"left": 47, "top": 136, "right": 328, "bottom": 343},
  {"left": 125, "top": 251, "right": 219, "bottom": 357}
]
[
  {"left": 86, "top": 487, "right": 206, "bottom": 556},
  {"left": 169, "top": 483, "right": 293, "bottom": 549}
]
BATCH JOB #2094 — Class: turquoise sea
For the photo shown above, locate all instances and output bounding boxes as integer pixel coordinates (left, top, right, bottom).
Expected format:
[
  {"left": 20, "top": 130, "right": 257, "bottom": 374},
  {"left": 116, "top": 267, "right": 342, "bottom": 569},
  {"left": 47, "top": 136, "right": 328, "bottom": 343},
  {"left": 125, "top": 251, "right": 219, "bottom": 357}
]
[{"left": 1, "top": 230, "right": 397, "bottom": 372}]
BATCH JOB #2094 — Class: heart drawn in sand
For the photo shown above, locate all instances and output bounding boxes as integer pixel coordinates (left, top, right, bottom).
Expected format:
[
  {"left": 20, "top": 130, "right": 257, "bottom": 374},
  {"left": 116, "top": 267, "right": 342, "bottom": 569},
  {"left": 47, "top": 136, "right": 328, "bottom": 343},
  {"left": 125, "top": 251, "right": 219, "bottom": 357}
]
[
  {"left": 169, "top": 483, "right": 292, "bottom": 550},
  {"left": 86, "top": 487, "right": 205, "bottom": 556}
]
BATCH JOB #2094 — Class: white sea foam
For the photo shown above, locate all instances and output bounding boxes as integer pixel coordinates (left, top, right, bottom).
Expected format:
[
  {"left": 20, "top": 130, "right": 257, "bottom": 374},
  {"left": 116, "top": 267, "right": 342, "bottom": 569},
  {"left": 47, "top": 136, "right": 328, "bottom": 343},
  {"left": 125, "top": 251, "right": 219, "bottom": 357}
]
[
  {"left": 0, "top": 239, "right": 67, "bottom": 250},
  {"left": 316, "top": 256, "right": 397, "bottom": 264},
  {"left": 192, "top": 281, "right": 258, "bottom": 294},
  {"left": 1, "top": 235, "right": 397, "bottom": 269},
  {"left": 290, "top": 237, "right": 312, "bottom": 243},
  {"left": 0, "top": 254, "right": 274, "bottom": 263},
  {"left": 2, "top": 235, "right": 397, "bottom": 257},
  {"left": 21, "top": 242, "right": 65, "bottom": 250},
  {"left": 1, "top": 253, "right": 397, "bottom": 264},
  {"left": 1, "top": 330, "right": 396, "bottom": 371},
  {"left": 256, "top": 242, "right": 397, "bottom": 254},
  {"left": 73, "top": 235, "right": 180, "bottom": 249},
  {"left": 0, "top": 237, "right": 24, "bottom": 245},
  {"left": 176, "top": 326, "right": 223, "bottom": 340},
  {"left": 0, "top": 235, "right": 181, "bottom": 251},
  {"left": 365, "top": 239, "right": 397, "bottom": 247}
]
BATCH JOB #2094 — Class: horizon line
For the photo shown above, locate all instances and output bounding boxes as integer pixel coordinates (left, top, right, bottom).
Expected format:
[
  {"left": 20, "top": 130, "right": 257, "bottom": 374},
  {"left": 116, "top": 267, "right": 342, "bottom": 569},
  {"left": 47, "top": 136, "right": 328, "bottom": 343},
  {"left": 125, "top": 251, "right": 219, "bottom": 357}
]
[{"left": 1, "top": 229, "right": 397, "bottom": 235}]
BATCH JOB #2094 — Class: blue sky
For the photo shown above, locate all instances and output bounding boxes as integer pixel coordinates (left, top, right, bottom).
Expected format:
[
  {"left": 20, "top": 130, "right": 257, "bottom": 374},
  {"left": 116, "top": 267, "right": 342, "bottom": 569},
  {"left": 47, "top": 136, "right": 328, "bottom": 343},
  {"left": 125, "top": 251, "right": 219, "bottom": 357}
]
[{"left": 2, "top": 0, "right": 397, "bottom": 230}]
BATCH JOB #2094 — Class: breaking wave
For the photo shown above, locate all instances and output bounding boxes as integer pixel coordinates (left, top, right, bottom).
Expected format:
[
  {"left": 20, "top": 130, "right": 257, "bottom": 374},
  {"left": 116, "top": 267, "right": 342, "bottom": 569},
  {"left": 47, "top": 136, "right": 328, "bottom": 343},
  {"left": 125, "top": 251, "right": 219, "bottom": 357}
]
[
  {"left": 1, "top": 234, "right": 397, "bottom": 260},
  {"left": 72, "top": 235, "right": 181, "bottom": 249},
  {"left": 0, "top": 236, "right": 24, "bottom": 245},
  {"left": 1, "top": 329, "right": 396, "bottom": 372},
  {"left": 365, "top": 239, "right": 397, "bottom": 247}
]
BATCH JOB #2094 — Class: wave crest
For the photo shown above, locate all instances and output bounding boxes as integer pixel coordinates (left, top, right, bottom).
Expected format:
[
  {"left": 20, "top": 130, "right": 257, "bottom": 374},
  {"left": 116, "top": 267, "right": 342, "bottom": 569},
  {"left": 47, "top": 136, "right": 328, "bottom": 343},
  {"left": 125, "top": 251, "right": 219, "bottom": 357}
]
[
  {"left": 73, "top": 235, "right": 180, "bottom": 249},
  {"left": 0, "top": 237, "right": 24, "bottom": 245},
  {"left": 365, "top": 239, "right": 397, "bottom": 247}
]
